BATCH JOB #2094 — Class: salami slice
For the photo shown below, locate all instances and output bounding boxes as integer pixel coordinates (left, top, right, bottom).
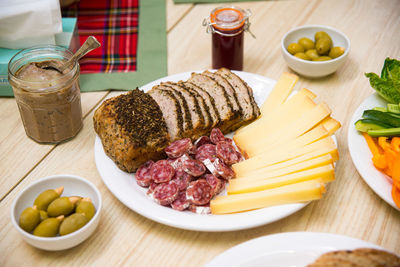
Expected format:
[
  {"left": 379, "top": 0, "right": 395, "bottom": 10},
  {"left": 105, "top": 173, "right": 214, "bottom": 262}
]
[
  {"left": 171, "top": 191, "right": 190, "bottom": 211},
  {"left": 216, "top": 141, "right": 241, "bottom": 165},
  {"left": 135, "top": 160, "right": 154, "bottom": 187},
  {"left": 189, "top": 204, "right": 211, "bottom": 214},
  {"left": 194, "top": 136, "right": 212, "bottom": 148},
  {"left": 153, "top": 182, "right": 179, "bottom": 206},
  {"left": 170, "top": 154, "right": 190, "bottom": 171},
  {"left": 213, "top": 158, "right": 235, "bottom": 180},
  {"left": 183, "top": 159, "right": 206, "bottom": 177},
  {"left": 146, "top": 182, "right": 159, "bottom": 197},
  {"left": 210, "top": 128, "right": 225, "bottom": 144},
  {"left": 151, "top": 160, "right": 175, "bottom": 183},
  {"left": 165, "top": 138, "right": 194, "bottom": 159},
  {"left": 195, "top": 144, "right": 217, "bottom": 163},
  {"left": 172, "top": 170, "right": 193, "bottom": 191},
  {"left": 186, "top": 179, "right": 213, "bottom": 205},
  {"left": 205, "top": 174, "right": 224, "bottom": 195}
]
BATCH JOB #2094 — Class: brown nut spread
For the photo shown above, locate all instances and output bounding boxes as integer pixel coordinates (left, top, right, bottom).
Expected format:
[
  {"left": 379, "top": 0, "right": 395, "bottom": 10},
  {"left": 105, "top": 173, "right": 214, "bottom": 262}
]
[{"left": 10, "top": 59, "right": 83, "bottom": 143}]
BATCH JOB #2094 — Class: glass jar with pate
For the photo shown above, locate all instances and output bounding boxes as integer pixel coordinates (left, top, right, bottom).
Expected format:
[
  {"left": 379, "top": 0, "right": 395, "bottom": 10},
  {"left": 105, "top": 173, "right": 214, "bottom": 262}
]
[
  {"left": 203, "top": 6, "right": 254, "bottom": 71},
  {"left": 8, "top": 45, "right": 83, "bottom": 144}
]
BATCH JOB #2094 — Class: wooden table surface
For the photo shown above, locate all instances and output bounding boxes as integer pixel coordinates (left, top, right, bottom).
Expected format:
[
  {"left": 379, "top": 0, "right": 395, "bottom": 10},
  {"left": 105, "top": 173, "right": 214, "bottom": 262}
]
[{"left": 1, "top": 0, "right": 399, "bottom": 266}]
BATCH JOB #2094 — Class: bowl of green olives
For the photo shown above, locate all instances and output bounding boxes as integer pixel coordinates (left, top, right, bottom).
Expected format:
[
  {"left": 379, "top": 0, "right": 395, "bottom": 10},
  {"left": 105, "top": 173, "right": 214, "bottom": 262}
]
[
  {"left": 11, "top": 174, "right": 102, "bottom": 251},
  {"left": 281, "top": 25, "right": 350, "bottom": 78}
]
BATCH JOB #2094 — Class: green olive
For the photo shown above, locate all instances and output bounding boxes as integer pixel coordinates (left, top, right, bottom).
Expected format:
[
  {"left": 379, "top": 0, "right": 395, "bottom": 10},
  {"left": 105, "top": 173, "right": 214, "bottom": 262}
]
[
  {"left": 329, "top": 46, "right": 345, "bottom": 59},
  {"left": 305, "top": 49, "right": 319, "bottom": 60},
  {"left": 313, "top": 56, "right": 332, "bottom": 61},
  {"left": 47, "top": 196, "right": 80, "bottom": 217},
  {"left": 294, "top": 52, "right": 311, "bottom": 61},
  {"left": 34, "top": 187, "right": 63, "bottom": 211},
  {"left": 314, "top": 31, "right": 332, "bottom": 42},
  {"left": 39, "top": 210, "right": 48, "bottom": 222},
  {"left": 76, "top": 198, "right": 96, "bottom": 221},
  {"left": 19, "top": 206, "right": 40, "bottom": 232},
  {"left": 33, "top": 216, "right": 64, "bottom": 237},
  {"left": 298, "top": 37, "right": 314, "bottom": 50},
  {"left": 287, "top": 43, "right": 304, "bottom": 55},
  {"left": 315, "top": 38, "right": 332, "bottom": 55},
  {"left": 59, "top": 213, "right": 88, "bottom": 236}
]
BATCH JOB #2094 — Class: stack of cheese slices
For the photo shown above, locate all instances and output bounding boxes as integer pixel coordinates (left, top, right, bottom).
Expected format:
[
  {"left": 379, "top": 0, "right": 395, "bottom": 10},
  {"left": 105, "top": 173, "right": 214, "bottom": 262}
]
[{"left": 210, "top": 72, "right": 341, "bottom": 214}]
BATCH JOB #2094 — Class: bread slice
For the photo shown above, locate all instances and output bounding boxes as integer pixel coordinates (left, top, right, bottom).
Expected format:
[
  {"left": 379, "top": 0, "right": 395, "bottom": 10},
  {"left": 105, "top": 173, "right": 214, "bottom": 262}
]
[
  {"left": 307, "top": 248, "right": 400, "bottom": 267},
  {"left": 162, "top": 82, "right": 206, "bottom": 138},
  {"left": 181, "top": 81, "right": 220, "bottom": 129},
  {"left": 148, "top": 88, "right": 184, "bottom": 141},
  {"left": 216, "top": 68, "right": 260, "bottom": 126},
  {"left": 93, "top": 89, "right": 169, "bottom": 172},
  {"left": 188, "top": 73, "right": 239, "bottom": 132}
]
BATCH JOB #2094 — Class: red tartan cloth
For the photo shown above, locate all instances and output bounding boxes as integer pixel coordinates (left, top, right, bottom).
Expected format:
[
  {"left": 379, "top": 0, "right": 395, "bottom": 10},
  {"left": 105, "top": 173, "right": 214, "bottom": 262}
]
[{"left": 63, "top": 0, "right": 139, "bottom": 73}]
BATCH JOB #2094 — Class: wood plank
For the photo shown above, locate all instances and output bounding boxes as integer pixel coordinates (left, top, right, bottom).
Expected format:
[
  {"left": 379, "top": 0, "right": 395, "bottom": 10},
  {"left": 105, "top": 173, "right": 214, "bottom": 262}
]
[{"left": 1, "top": 0, "right": 400, "bottom": 266}]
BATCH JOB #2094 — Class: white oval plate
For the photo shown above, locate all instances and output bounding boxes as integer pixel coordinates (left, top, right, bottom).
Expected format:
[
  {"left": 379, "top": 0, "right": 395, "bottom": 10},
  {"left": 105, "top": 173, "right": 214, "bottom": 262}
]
[
  {"left": 94, "top": 71, "right": 310, "bottom": 232},
  {"left": 206, "top": 232, "right": 386, "bottom": 267},
  {"left": 348, "top": 93, "right": 399, "bottom": 210}
]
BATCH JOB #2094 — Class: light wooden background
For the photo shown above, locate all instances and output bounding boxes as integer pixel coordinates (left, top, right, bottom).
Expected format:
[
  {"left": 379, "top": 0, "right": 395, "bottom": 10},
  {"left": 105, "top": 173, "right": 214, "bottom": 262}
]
[{"left": 1, "top": 0, "right": 399, "bottom": 266}]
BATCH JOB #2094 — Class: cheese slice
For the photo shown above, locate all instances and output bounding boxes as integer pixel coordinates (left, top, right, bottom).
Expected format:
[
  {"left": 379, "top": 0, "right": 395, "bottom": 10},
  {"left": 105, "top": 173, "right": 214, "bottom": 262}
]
[
  {"left": 210, "top": 178, "right": 325, "bottom": 214},
  {"left": 262, "top": 124, "right": 329, "bottom": 155},
  {"left": 234, "top": 89, "right": 316, "bottom": 145},
  {"left": 236, "top": 154, "right": 333, "bottom": 180},
  {"left": 233, "top": 136, "right": 337, "bottom": 176},
  {"left": 237, "top": 151, "right": 336, "bottom": 178},
  {"left": 228, "top": 164, "right": 334, "bottom": 194},
  {"left": 244, "top": 103, "right": 332, "bottom": 157},
  {"left": 320, "top": 117, "right": 341, "bottom": 135},
  {"left": 260, "top": 72, "right": 299, "bottom": 115}
]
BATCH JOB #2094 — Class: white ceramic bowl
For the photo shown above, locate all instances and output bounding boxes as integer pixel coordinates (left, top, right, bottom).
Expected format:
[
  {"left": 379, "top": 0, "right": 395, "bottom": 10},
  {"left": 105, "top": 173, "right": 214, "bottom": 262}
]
[
  {"left": 281, "top": 25, "right": 350, "bottom": 78},
  {"left": 11, "top": 174, "right": 102, "bottom": 251}
]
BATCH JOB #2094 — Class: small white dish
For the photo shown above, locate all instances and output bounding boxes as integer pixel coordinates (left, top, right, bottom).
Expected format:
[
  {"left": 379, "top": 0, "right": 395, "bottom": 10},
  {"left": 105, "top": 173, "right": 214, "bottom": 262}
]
[
  {"left": 11, "top": 174, "right": 102, "bottom": 251},
  {"left": 206, "top": 232, "right": 386, "bottom": 267},
  {"left": 281, "top": 24, "right": 350, "bottom": 78},
  {"left": 348, "top": 93, "right": 399, "bottom": 210}
]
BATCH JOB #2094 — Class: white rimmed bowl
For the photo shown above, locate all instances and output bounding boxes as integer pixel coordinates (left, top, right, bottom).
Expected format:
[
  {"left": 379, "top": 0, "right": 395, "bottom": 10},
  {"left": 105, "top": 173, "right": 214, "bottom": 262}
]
[
  {"left": 281, "top": 25, "right": 350, "bottom": 78},
  {"left": 11, "top": 174, "right": 102, "bottom": 251}
]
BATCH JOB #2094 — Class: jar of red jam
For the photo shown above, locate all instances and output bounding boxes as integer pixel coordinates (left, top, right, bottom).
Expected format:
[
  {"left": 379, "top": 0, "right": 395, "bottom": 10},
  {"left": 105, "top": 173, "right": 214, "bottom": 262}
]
[{"left": 204, "top": 6, "right": 254, "bottom": 71}]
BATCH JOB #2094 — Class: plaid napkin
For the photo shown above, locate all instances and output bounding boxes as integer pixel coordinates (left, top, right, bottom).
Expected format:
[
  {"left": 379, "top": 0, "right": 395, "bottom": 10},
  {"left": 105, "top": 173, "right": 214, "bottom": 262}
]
[
  {"left": 63, "top": 0, "right": 139, "bottom": 74},
  {"left": 61, "top": 0, "right": 166, "bottom": 91}
]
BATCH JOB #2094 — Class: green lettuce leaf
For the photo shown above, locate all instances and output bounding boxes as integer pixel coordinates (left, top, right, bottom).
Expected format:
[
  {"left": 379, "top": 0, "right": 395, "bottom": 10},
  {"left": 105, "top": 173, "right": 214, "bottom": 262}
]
[{"left": 365, "top": 58, "right": 400, "bottom": 104}]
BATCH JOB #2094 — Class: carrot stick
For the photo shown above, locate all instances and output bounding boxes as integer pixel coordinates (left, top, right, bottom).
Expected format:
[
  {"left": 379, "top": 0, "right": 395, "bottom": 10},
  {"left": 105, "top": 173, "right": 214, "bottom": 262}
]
[
  {"left": 391, "top": 137, "right": 400, "bottom": 153},
  {"left": 392, "top": 185, "right": 400, "bottom": 209},
  {"left": 363, "top": 133, "right": 382, "bottom": 156},
  {"left": 378, "top": 136, "right": 390, "bottom": 150}
]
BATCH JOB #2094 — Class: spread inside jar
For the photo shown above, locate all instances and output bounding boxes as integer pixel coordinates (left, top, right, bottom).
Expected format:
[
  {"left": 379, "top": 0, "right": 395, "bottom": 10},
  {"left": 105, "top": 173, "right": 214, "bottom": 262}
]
[{"left": 10, "top": 58, "right": 83, "bottom": 144}]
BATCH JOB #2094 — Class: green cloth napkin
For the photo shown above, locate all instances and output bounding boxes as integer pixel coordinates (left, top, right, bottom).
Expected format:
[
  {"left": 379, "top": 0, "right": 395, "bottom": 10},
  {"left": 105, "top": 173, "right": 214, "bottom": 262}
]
[{"left": 80, "top": 0, "right": 167, "bottom": 92}]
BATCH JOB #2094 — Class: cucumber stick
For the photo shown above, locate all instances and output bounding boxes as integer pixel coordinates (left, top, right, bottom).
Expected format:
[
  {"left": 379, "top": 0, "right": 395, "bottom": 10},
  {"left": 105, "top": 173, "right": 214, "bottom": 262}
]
[
  {"left": 355, "top": 119, "right": 391, "bottom": 132},
  {"left": 368, "top": 128, "right": 400, "bottom": 137},
  {"left": 362, "top": 110, "right": 400, "bottom": 127}
]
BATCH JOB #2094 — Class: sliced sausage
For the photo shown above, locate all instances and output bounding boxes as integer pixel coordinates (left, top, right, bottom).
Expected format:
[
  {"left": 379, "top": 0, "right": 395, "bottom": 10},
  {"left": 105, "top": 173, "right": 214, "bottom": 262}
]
[
  {"left": 151, "top": 160, "right": 175, "bottom": 183},
  {"left": 165, "top": 138, "right": 194, "bottom": 159},
  {"left": 183, "top": 159, "right": 206, "bottom": 177},
  {"left": 171, "top": 191, "right": 190, "bottom": 211},
  {"left": 216, "top": 141, "right": 242, "bottom": 165},
  {"left": 135, "top": 160, "right": 154, "bottom": 187},
  {"left": 186, "top": 179, "right": 213, "bottom": 205},
  {"left": 153, "top": 182, "right": 179, "bottom": 206}
]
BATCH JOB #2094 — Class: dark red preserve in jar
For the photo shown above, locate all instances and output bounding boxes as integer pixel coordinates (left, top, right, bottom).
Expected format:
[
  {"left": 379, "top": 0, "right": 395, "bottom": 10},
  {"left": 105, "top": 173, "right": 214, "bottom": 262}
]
[{"left": 204, "top": 6, "right": 253, "bottom": 71}]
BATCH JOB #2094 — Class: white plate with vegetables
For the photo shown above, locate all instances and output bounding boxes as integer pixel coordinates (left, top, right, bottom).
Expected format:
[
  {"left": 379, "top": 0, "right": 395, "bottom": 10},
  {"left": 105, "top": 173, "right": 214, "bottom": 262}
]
[
  {"left": 348, "top": 58, "right": 400, "bottom": 210},
  {"left": 95, "top": 71, "right": 315, "bottom": 232},
  {"left": 205, "top": 232, "right": 385, "bottom": 267}
]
